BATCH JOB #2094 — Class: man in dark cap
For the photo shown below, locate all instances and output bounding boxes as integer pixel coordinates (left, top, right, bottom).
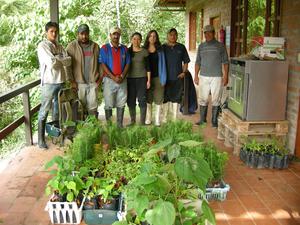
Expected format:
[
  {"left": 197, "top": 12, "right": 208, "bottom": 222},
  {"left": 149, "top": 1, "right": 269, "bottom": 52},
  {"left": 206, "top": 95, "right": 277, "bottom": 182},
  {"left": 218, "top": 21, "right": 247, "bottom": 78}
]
[
  {"left": 66, "top": 24, "right": 100, "bottom": 117},
  {"left": 194, "top": 24, "right": 229, "bottom": 127}
]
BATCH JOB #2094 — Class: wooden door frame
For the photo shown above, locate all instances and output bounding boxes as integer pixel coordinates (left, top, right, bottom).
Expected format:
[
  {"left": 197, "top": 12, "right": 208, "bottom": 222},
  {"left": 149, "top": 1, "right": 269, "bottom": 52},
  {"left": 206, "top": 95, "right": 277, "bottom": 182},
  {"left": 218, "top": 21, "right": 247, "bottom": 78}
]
[{"left": 295, "top": 100, "right": 300, "bottom": 157}]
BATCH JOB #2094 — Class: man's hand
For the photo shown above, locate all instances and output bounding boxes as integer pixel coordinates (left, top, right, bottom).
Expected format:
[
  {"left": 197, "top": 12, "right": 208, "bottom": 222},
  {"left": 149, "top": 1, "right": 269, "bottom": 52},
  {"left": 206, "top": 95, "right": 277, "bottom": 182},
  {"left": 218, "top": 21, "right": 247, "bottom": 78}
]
[
  {"left": 177, "top": 72, "right": 185, "bottom": 79},
  {"left": 194, "top": 75, "right": 199, "bottom": 85},
  {"left": 147, "top": 80, "right": 151, "bottom": 89}
]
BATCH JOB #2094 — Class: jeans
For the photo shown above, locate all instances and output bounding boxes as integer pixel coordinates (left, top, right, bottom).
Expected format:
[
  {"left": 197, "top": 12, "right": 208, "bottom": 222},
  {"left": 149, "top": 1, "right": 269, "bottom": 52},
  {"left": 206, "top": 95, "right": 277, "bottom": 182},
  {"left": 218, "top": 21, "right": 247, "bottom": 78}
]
[
  {"left": 38, "top": 83, "right": 64, "bottom": 121},
  {"left": 103, "top": 77, "right": 127, "bottom": 110}
]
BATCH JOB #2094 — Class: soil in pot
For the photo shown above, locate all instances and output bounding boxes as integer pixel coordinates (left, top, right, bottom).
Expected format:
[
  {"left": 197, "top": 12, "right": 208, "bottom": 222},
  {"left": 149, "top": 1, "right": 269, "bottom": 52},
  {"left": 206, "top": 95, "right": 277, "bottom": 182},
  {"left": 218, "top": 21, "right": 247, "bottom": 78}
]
[
  {"left": 98, "top": 197, "right": 118, "bottom": 210},
  {"left": 83, "top": 197, "right": 98, "bottom": 210}
]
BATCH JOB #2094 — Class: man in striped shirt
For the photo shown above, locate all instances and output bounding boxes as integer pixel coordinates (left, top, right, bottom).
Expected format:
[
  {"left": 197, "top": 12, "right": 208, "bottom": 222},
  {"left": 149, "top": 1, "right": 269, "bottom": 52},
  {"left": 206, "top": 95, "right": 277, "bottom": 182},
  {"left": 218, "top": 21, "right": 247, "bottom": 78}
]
[
  {"left": 194, "top": 24, "right": 229, "bottom": 128},
  {"left": 99, "top": 27, "right": 131, "bottom": 128}
]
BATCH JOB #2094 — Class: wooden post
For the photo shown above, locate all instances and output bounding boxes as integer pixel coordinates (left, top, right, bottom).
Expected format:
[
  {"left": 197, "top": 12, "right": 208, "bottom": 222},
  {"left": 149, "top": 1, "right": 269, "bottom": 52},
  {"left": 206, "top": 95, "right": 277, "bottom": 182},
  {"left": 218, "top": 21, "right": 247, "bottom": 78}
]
[
  {"left": 23, "top": 90, "right": 33, "bottom": 145},
  {"left": 50, "top": 0, "right": 59, "bottom": 23}
]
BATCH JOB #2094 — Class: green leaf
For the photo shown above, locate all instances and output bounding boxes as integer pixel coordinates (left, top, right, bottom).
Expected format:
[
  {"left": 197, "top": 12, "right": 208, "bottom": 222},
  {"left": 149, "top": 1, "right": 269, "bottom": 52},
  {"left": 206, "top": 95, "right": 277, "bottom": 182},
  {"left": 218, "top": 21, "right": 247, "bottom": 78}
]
[
  {"left": 201, "top": 201, "right": 216, "bottom": 225},
  {"left": 112, "top": 221, "right": 129, "bottom": 225},
  {"left": 132, "top": 194, "right": 149, "bottom": 217},
  {"left": 132, "top": 173, "right": 157, "bottom": 186},
  {"left": 44, "top": 156, "right": 63, "bottom": 169},
  {"left": 174, "top": 157, "right": 212, "bottom": 190},
  {"left": 66, "top": 192, "right": 74, "bottom": 202},
  {"left": 167, "top": 144, "right": 181, "bottom": 162},
  {"left": 144, "top": 138, "right": 172, "bottom": 158},
  {"left": 152, "top": 174, "right": 172, "bottom": 195},
  {"left": 179, "top": 140, "right": 203, "bottom": 148},
  {"left": 66, "top": 181, "right": 77, "bottom": 191},
  {"left": 45, "top": 186, "right": 51, "bottom": 196},
  {"left": 145, "top": 200, "right": 175, "bottom": 225}
]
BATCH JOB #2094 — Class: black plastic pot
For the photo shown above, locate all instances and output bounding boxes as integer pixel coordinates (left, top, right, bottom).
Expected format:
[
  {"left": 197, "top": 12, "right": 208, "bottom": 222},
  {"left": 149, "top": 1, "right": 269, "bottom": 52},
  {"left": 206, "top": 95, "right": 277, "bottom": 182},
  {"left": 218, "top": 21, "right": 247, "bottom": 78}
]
[
  {"left": 245, "top": 151, "right": 252, "bottom": 167},
  {"left": 282, "top": 155, "right": 289, "bottom": 168},
  {"left": 269, "top": 155, "right": 275, "bottom": 169},
  {"left": 250, "top": 153, "right": 258, "bottom": 168},
  {"left": 257, "top": 154, "right": 265, "bottom": 169},
  {"left": 263, "top": 153, "right": 270, "bottom": 168},
  {"left": 239, "top": 148, "right": 247, "bottom": 163},
  {"left": 274, "top": 155, "right": 283, "bottom": 169}
]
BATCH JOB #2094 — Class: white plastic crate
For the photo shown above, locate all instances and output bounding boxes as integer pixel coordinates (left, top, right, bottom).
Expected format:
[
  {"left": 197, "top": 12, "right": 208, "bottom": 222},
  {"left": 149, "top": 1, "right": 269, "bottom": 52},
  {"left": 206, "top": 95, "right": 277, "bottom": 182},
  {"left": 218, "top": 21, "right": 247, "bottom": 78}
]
[
  {"left": 45, "top": 196, "right": 85, "bottom": 224},
  {"left": 200, "top": 184, "right": 230, "bottom": 201}
]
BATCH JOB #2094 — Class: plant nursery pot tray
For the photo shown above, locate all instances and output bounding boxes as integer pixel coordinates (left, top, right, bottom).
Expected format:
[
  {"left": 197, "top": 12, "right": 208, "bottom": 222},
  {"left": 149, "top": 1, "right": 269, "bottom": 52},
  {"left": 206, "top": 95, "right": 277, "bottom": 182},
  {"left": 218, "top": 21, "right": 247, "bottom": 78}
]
[{"left": 83, "top": 209, "right": 120, "bottom": 225}]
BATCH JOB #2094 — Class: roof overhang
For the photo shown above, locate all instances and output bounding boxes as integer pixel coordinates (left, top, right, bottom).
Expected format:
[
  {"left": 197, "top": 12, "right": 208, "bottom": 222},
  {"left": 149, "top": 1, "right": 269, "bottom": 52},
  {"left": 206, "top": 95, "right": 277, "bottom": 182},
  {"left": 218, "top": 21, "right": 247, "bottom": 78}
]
[{"left": 154, "top": 0, "right": 186, "bottom": 11}]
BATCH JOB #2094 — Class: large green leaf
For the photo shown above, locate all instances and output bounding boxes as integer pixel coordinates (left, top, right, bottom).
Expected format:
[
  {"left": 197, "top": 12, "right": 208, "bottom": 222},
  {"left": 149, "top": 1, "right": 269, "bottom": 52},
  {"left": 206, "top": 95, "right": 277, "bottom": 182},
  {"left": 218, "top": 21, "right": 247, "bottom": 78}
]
[
  {"left": 131, "top": 194, "right": 149, "bottom": 217},
  {"left": 167, "top": 144, "right": 181, "bottom": 162},
  {"left": 152, "top": 174, "right": 172, "bottom": 195},
  {"left": 145, "top": 200, "right": 175, "bottom": 225},
  {"left": 66, "top": 192, "right": 74, "bottom": 202},
  {"left": 66, "top": 181, "right": 77, "bottom": 191},
  {"left": 201, "top": 201, "right": 216, "bottom": 225},
  {"left": 112, "top": 221, "right": 129, "bottom": 225},
  {"left": 174, "top": 157, "right": 212, "bottom": 190},
  {"left": 132, "top": 173, "right": 157, "bottom": 186}
]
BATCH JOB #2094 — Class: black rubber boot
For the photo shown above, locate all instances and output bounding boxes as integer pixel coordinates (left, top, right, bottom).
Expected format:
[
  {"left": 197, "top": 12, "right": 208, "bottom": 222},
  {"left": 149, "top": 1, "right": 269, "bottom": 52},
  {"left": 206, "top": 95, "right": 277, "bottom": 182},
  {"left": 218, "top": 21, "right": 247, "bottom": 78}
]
[
  {"left": 117, "top": 107, "right": 125, "bottom": 128},
  {"left": 105, "top": 109, "right": 112, "bottom": 122},
  {"left": 140, "top": 107, "right": 147, "bottom": 125},
  {"left": 212, "top": 106, "right": 220, "bottom": 128},
  {"left": 128, "top": 107, "right": 136, "bottom": 126},
  {"left": 38, "top": 119, "right": 48, "bottom": 149},
  {"left": 195, "top": 105, "right": 208, "bottom": 125}
]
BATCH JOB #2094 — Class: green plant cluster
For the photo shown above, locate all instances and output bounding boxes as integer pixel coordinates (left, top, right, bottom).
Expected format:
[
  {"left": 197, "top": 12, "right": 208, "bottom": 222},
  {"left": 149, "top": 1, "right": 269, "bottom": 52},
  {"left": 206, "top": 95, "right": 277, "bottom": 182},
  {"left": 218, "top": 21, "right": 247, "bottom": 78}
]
[
  {"left": 45, "top": 120, "right": 229, "bottom": 225},
  {"left": 243, "top": 139, "right": 289, "bottom": 156}
]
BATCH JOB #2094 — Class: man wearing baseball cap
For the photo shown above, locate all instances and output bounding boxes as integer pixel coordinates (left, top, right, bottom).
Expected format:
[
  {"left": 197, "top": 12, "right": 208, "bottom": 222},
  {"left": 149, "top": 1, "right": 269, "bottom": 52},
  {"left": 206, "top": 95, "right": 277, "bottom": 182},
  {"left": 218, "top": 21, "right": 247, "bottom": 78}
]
[
  {"left": 194, "top": 24, "right": 229, "bottom": 127},
  {"left": 99, "top": 26, "right": 131, "bottom": 128},
  {"left": 66, "top": 24, "right": 100, "bottom": 117}
]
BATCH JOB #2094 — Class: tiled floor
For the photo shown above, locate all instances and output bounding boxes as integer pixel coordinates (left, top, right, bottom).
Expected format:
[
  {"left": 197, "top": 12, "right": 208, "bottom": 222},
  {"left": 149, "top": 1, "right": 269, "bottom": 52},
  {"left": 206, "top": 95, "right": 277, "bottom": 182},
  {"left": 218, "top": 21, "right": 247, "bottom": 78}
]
[{"left": 0, "top": 113, "right": 299, "bottom": 225}]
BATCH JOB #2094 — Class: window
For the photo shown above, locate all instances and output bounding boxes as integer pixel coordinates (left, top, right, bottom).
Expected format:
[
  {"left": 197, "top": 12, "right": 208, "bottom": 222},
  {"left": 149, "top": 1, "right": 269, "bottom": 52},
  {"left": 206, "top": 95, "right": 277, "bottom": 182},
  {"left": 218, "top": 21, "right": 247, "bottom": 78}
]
[{"left": 230, "top": 0, "right": 281, "bottom": 57}]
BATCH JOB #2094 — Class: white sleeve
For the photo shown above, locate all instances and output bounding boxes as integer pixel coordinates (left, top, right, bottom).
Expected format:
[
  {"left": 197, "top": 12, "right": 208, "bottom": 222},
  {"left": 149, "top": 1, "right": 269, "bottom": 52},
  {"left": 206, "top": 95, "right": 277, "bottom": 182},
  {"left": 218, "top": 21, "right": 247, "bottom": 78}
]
[{"left": 37, "top": 42, "right": 62, "bottom": 69}]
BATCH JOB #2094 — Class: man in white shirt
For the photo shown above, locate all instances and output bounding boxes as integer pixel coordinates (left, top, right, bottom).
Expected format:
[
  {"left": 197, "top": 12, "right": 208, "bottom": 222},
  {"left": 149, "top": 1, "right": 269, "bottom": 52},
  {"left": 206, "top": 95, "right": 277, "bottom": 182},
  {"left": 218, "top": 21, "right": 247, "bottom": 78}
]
[{"left": 37, "top": 21, "right": 71, "bottom": 149}]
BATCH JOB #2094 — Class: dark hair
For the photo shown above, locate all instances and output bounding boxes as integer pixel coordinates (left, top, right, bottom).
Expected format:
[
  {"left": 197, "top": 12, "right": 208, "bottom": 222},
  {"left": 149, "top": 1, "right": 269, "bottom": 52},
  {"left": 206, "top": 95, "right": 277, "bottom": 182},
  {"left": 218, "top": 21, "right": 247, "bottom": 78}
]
[
  {"left": 144, "top": 30, "right": 161, "bottom": 50},
  {"left": 45, "top": 21, "right": 59, "bottom": 32},
  {"left": 128, "top": 32, "right": 143, "bottom": 57},
  {"left": 167, "top": 28, "right": 178, "bottom": 35}
]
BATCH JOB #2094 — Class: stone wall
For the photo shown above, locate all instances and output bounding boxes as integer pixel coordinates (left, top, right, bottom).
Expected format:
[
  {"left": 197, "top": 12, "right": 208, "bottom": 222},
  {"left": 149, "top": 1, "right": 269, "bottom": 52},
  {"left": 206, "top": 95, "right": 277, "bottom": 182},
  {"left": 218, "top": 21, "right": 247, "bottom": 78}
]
[{"left": 280, "top": 0, "right": 300, "bottom": 153}]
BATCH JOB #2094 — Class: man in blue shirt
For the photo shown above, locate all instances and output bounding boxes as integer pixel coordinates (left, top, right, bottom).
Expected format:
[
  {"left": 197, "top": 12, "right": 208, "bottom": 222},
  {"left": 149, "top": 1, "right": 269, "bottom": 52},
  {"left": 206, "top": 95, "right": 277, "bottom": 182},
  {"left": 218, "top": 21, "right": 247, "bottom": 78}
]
[
  {"left": 99, "top": 27, "right": 130, "bottom": 128},
  {"left": 162, "top": 28, "right": 190, "bottom": 122},
  {"left": 194, "top": 25, "right": 229, "bottom": 127}
]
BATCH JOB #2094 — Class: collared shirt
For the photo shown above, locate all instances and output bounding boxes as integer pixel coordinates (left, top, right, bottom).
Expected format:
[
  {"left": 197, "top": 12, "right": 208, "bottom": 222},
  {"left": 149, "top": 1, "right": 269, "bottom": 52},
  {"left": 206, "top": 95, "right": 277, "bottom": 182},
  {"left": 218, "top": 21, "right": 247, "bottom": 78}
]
[
  {"left": 195, "top": 39, "right": 229, "bottom": 77},
  {"left": 163, "top": 43, "right": 190, "bottom": 81},
  {"left": 37, "top": 39, "right": 71, "bottom": 85},
  {"left": 99, "top": 42, "right": 130, "bottom": 76}
]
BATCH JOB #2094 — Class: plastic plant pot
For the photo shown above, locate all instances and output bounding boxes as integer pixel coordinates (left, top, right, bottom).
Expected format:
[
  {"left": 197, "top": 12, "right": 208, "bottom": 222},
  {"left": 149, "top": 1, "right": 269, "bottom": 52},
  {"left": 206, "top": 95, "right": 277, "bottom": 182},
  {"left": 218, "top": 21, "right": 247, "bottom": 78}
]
[
  {"left": 245, "top": 150, "right": 252, "bottom": 167},
  {"left": 274, "top": 155, "right": 283, "bottom": 169},
  {"left": 257, "top": 154, "right": 265, "bottom": 169},
  {"left": 250, "top": 153, "right": 258, "bottom": 168},
  {"left": 269, "top": 155, "right": 275, "bottom": 169},
  {"left": 282, "top": 155, "right": 289, "bottom": 169},
  {"left": 263, "top": 153, "right": 270, "bottom": 168},
  {"left": 239, "top": 148, "right": 247, "bottom": 163}
]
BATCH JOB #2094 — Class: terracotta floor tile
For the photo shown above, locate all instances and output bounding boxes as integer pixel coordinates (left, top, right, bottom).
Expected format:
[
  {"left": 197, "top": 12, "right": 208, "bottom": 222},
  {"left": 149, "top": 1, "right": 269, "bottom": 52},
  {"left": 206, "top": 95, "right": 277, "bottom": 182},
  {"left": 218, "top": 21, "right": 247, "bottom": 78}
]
[
  {"left": 238, "top": 195, "right": 266, "bottom": 210},
  {"left": 227, "top": 218, "right": 256, "bottom": 225},
  {"left": 8, "top": 197, "right": 36, "bottom": 213},
  {"left": 253, "top": 218, "right": 281, "bottom": 225}
]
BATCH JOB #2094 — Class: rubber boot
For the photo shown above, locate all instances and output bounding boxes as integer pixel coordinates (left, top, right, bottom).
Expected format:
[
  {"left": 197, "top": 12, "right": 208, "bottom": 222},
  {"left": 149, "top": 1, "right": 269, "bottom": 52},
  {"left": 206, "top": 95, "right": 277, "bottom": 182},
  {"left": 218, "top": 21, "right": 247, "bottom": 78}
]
[
  {"left": 162, "top": 103, "right": 169, "bottom": 123},
  {"left": 105, "top": 109, "right": 112, "bottom": 122},
  {"left": 172, "top": 103, "right": 178, "bottom": 120},
  {"left": 117, "top": 107, "right": 125, "bottom": 128},
  {"left": 128, "top": 107, "right": 136, "bottom": 126},
  {"left": 212, "top": 106, "right": 220, "bottom": 128},
  {"left": 38, "top": 119, "right": 48, "bottom": 149},
  {"left": 154, "top": 104, "right": 161, "bottom": 126},
  {"left": 195, "top": 105, "right": 208, "bottom": 125},
  {"left": 140, "top": 107, "right": 147, "bottom": 125},
  {"left": 145, "top": 103, "right": 152, "bottom": 125}
]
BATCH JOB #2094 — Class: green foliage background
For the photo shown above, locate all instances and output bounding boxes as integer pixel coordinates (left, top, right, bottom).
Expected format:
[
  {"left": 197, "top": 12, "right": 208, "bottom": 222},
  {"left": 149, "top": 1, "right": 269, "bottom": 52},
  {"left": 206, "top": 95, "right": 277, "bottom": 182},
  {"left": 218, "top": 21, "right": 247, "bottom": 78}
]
[{"left": 0, "top": 0, "right": 185, "bottom": 154}]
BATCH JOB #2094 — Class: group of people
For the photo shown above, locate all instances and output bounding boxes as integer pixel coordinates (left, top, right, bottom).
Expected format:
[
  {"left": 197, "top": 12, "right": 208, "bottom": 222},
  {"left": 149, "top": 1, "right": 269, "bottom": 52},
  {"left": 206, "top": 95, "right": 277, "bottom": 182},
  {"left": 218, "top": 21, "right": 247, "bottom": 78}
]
[{"left": 37, "top": 21, "right": 229, "bottom": 149}]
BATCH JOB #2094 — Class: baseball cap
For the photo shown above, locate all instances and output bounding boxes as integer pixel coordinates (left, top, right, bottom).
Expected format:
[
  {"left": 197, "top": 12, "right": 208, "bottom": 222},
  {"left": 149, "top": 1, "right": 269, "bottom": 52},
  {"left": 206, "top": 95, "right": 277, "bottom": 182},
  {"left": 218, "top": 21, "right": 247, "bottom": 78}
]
[
  {"left": 110, "top": 27, "right": 121, "bottom": 34},
  {"left": 203, "top": 25, "right": 215, "bottom": 33},
  {"left": 78, "top": 24, "right": 89, "bottom": 33}
]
